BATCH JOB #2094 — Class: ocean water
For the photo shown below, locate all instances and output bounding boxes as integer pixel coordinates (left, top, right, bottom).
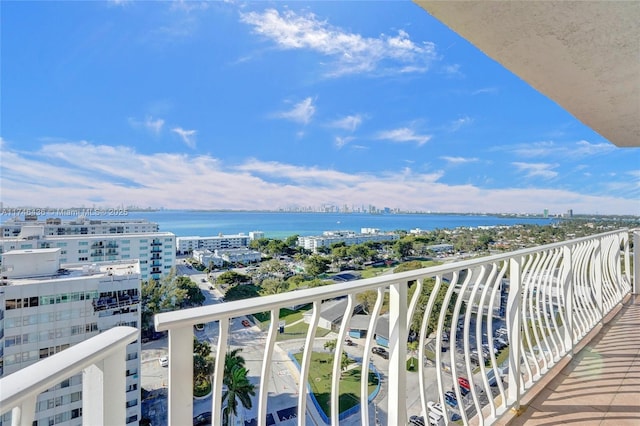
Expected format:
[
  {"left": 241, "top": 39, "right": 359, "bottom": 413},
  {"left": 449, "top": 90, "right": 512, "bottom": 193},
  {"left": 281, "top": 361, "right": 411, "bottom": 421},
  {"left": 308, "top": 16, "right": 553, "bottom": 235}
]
[{"left": 12, "top": 210, "right": 555, "bottom": 238}]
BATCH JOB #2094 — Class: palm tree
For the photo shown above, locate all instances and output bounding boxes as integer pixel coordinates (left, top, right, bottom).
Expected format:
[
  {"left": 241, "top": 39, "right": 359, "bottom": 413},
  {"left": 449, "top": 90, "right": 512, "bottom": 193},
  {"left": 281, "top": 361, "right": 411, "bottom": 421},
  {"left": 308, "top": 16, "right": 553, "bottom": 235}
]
[
  {"left": 220, "top": 349, "right": 255, "bottom": 425},
  {"left": 222, "top": 365, "right": 255, "bottom": 426}
]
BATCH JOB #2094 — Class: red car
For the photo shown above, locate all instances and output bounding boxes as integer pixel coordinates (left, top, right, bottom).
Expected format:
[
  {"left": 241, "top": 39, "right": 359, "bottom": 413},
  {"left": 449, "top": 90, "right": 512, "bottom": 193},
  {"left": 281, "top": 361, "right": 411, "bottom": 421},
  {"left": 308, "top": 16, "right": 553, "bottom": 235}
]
[
  {"left": 458, "top": 376, "right": 470, "bottom": 391},
  {"left": 241, "top": 319, "right": 251, "bottom": 327}
]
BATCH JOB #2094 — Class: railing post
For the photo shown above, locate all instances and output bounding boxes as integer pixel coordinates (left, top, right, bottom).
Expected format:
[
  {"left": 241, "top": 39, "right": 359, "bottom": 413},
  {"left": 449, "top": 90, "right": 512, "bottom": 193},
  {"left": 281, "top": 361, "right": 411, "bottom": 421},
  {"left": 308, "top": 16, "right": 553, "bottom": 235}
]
[
  {"left": 388, "top": 281, "right": 407, "bottom": 426},
  {"left": 507, "top": 257, "right": 523, "bottom": 411},
  {"left": 168, "top": 326, "right": 193, "bottom": 426},
  {"left": 634, "top": 231, "right": 639, "bottom": 295},
  {"left": 82, "top": 347, "right": 126, "bottom": 425},
  {"left": 561, "top": 246, "right": 574, "bottom": 355}
]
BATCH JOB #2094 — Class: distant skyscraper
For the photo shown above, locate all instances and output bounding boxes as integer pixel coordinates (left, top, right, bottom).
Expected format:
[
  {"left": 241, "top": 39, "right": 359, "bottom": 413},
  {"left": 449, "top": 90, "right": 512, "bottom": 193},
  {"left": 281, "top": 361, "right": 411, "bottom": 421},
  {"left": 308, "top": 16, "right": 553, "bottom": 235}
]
[
  {"left": 567, "top": 209, "right": 574, "bottom": 218},
  {"left": 543, "top": 209, "right": 549, "bottom": 218}
]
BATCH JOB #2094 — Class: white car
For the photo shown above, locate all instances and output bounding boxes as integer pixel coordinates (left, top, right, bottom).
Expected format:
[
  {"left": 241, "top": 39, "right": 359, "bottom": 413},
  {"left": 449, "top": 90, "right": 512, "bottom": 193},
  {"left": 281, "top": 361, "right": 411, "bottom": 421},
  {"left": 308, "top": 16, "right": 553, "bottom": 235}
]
[{"left": 159, "top": 356, "right": 168, "bottom": 367}]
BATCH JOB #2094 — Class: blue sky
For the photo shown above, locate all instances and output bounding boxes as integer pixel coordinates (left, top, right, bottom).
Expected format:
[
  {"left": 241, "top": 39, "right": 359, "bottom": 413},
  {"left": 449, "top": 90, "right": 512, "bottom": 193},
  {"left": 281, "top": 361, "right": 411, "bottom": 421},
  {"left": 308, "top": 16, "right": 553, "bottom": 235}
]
[{"left": 2, "top": 1, "right": 638, "bottom": 215}]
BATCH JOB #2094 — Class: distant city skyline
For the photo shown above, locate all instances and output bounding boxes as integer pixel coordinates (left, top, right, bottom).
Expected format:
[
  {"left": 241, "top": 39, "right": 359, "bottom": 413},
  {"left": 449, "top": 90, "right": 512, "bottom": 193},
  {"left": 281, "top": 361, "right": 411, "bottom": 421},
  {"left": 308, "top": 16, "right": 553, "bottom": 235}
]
[{"left": 1, "top": 1, "right": 638, "bottom": 215}]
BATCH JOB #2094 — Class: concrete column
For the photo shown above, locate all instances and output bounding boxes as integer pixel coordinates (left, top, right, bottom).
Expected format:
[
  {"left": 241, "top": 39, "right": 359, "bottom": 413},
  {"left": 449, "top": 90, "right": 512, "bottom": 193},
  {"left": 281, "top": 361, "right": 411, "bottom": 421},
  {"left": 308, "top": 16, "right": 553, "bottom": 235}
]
[
  {"left": 83, "top": 347, "right": 126, "bottom": 425},
  {"left": 168, "top": 326, "right": 193, "bottom": 426}
]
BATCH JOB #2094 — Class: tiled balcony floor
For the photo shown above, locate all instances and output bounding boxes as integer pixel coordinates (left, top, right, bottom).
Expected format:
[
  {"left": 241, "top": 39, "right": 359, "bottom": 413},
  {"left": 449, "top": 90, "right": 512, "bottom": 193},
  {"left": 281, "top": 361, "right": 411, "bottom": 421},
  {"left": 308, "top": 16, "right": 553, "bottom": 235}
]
[{"left": 505, "top": 294, "right": 640, "bottom": 425}]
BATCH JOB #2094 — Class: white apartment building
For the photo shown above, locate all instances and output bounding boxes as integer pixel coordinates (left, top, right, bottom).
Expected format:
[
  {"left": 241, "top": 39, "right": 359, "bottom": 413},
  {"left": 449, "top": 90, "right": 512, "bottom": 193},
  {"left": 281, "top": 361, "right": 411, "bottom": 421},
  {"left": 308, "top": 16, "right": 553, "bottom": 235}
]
[
  {"left": 0, "top": 230, "right": 175, "bottom": 281},
  {"left": 1, "top": 216, "right": 159, "bottom": 238},
  {"left": 297, "top": 230, "right": 399, "bottom": 252},
  {"left": 192, "top": 247, "right": 261, "bottom": 267},
  {"left": 176, "top": 233, "right": 253, "bottom": 255},
  {"left": 0, "top": 249, "right": 141, "bottom": 426}
]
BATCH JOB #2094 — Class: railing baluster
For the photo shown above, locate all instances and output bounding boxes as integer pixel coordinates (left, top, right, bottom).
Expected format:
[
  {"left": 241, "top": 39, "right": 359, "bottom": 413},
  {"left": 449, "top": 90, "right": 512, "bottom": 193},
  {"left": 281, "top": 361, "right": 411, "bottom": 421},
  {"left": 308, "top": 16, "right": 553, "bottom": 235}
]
[
  {"left": 507, "top": 256, "right": 523, "bottom": 411},
  {"left": 212, "top": 318, "right": 229, "bottom": 426},
  {"left": 298, "top": 300, "right": 320, "bottom": 425},
  {"left": 388, "top": 280, "right": 407, "bottom": 426},
  {"left": 361, "top": 287, "right": 385, "bottom": 426},
  {"left": 258, "top": 309, "right": 279, "bottom": 426},
  {"left": 331, "top": 294, "right": 354, "bottom": 425},
  {"left": 11, "top": 396, "right": 35, "bottom": 426}
]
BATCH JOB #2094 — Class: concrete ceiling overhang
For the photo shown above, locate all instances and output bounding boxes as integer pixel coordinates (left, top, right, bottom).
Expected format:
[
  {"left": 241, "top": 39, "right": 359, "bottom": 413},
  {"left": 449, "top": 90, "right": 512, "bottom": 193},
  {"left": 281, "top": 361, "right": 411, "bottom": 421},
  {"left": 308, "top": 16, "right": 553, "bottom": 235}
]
[{"left": 415, "top": 1, "right": 640, "bottom": 147}]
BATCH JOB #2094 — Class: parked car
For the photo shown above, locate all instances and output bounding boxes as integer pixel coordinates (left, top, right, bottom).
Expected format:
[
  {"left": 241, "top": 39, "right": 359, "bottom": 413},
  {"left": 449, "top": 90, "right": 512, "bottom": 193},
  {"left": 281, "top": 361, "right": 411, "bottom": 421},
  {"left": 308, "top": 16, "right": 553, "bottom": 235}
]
[
  {"left": 372, "top": 346, "right": 389, "bottom": 359},
  {"left": 345, "top": 338, "right": 356, "bottom": 346},
  {"left": 444, "top": 391, "right": 458, "bottom": 408},
  {"left": 159, "top": 356, "right": 168, "bottom": 367},
  {"left": 409, "top": 415, "right": 426, "bottom": 426},
  {"left": 193, "top": 411, "right": 212, "bottom": 426},
  {"left": 241, "top": 319, "right": 251, "bottom": 327}
]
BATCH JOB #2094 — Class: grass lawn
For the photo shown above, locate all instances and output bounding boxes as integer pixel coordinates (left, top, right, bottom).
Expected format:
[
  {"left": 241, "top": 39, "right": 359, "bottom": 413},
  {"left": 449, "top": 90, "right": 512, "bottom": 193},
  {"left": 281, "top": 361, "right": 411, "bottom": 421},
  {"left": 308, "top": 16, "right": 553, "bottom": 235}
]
[
  {"left": 253, "top": 304, "right": 313, "bottom": 323},
  {"left": 293, "top": 352, "right": 379, "bottom": 417},
  {"left": 277, "top": 322, "right": 331, "bottom": 341}
]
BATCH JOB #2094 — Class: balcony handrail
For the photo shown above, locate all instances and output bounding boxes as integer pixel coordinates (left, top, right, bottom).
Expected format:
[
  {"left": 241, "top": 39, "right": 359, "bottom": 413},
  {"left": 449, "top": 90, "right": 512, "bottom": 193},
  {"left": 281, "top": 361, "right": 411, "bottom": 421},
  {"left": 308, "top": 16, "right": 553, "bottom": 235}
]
[
  {"left": 155, "top": 228, "right": 628, "bottom": 331},
  {"left": 0, "top": 326, "right": 138, "bottom": 418},
  {"left": 155, "top": 229, "right": 632, "bottom": 426}
]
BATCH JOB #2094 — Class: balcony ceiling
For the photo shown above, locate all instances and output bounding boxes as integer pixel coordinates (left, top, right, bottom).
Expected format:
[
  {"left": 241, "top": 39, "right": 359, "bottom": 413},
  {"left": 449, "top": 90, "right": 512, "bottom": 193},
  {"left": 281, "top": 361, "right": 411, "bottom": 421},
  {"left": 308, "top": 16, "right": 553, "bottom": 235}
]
[{"left": 415, "top": 1, "right": 640, "bottom": 147}]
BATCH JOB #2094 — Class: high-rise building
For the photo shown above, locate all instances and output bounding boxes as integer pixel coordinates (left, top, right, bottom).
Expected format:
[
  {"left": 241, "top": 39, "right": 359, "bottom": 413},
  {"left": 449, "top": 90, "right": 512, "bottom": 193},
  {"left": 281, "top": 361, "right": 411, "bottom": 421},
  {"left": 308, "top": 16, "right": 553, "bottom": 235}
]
[
  {"left": 0, "top": 230, "right": 175, "bottom": 280},
  {"left": 0, "top": 249, "right": 141, "bottom": 425}
]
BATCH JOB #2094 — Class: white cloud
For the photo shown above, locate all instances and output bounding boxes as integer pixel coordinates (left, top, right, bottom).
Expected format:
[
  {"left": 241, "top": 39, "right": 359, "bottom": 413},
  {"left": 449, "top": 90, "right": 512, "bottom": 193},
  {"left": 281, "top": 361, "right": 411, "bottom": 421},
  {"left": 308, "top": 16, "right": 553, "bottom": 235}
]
[
  {"left": 335, "top": 136, "right": 355, "bottom": 149},
  {"left": 1, "top": 141, "right": 638, "bottom": 215},
  {"left": 275, "top": 97, "right": 316, "bottom": 124},
  {"left": 376, "top": 127, "right": 431, "bottom": 146},
  {"left": 329, "top": 114, "right": 363, "bottom": 132},
  {"left": 472, "top": 87, "right": 498, "bottom": 95},
  {"left": 512, "top": 162, "right": 559, "bottom": 179},
  {"left": 449, "top": 116, "right": 473, "bottom": 132},
  {"left": 573, "top": 140, "right": 615, "bottom": 156},
  {"left": 172, "top": 127, "right": 197, "bottom": 148},
  {"left": 240, "top": 9, "right": 437, "bottom": 77},
  {"left": 128, "top": 116, "right": 165, "bottom": 135},
  {"left": 440, "top": 156, "right": 479, "bottom": 165},
  {"left": 510, "top": 140, "right": 615, "bottom": 158},
  {"left": 441, "top": 63, "right": 464, "bottom": 78}
]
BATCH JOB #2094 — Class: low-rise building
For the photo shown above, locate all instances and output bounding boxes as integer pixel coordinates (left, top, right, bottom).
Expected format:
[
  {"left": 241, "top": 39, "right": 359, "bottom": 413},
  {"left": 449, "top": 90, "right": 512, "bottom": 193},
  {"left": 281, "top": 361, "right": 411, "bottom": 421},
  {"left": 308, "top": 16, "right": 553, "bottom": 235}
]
[
  {"left": 176, "top": 233, "right": 253, "bottom": 255},
  {"left": 297, "top": 230, "right": 399, "bottom": 252}
]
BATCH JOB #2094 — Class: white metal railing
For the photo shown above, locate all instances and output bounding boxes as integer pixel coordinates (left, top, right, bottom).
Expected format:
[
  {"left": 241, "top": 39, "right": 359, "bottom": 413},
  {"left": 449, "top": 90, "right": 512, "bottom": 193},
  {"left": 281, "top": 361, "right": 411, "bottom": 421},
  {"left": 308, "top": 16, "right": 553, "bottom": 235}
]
[
  {"left": 0, "top": 326, "right": 139, "bottom": 426},
  {"left": 155, "top": 229, "right": 633, "bottom": 426}
]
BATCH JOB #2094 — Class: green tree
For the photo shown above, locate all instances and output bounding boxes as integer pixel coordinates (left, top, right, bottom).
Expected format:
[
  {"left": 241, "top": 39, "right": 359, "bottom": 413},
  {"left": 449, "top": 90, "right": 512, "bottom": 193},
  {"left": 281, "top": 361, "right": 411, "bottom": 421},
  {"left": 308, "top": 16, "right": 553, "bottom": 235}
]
[
  {"left": 175, "top": 276, "right": 205, "bottom": 306},
  {"left": 340, "top": 352, "right": 352, "bottom": 375},
  {"left": 323, "top": 339, "right": 337, "bottom": 353},
  {"left": 193, "top": 338, "right": 214, "bottom": 394},
  {"left": 217, "top": 271, "right": 250, "bottom": 286},
  {"left": 140, "top": 270, "right": 188, "bottom": 334},
  {"left": 284, "top": 234, "right": 300, "bottom": 248},
  {"left": 304, "top": 254, "right": 330, "bottom": 277},
  {"left": 224, "top": 284, "right": 261, "bottom": 301},
  {"left": 394, "top": 239, "right": 413, "bottom": 260},
  {"left": 259, "top": 278, "right": 289, "bottom": 295}
]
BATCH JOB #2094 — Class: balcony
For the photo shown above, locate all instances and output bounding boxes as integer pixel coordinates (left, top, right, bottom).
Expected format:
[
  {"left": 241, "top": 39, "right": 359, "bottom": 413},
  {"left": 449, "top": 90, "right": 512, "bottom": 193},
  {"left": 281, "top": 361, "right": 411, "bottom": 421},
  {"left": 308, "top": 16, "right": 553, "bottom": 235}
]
[{"left": 1, "top": 230, "right": 636, "bottom": 425}]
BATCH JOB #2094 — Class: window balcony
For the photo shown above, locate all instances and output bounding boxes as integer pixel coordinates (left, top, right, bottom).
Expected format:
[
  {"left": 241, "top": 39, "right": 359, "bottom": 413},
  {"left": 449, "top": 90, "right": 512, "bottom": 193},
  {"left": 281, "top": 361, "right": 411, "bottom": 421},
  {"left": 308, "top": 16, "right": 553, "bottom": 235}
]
[{"left": 1, "top": 230, "right": 636, "bottom": 425}]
